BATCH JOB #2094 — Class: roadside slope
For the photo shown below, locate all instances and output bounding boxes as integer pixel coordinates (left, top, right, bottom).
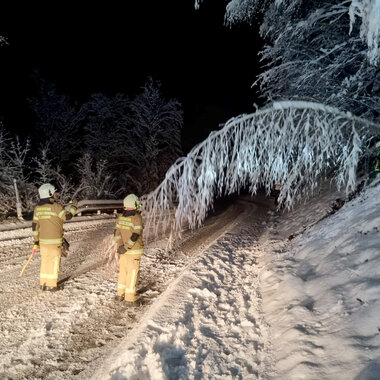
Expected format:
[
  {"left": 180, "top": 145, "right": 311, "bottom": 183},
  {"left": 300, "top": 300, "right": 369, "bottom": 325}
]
[{"left": 259, "top": 180, "right": 380, "bottom": 379}]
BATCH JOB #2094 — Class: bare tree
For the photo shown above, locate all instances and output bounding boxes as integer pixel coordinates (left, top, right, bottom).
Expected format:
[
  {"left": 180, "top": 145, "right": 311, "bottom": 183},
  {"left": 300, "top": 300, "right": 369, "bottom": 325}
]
[
  {"left": 33, "top": 144, "right": 59, "bottom": 183},
  {"left": 0, "top": 126, "right": 14, "bottom": 215},
  {"left": 75, "top": 152, "right": 115, "bottom": 199},
  {"left": 0, "top": 36, "right": 8, "bottom": 46},
  {"left": 32, "top": 144, "right": 78, "bottom": 204},
  {"left": 78, "top": 92, "right": 130, "bottom": 162},
  {"left": 120, "top": 77, "right": 183, "bottom": 194},
  {"left": 29, "top": 72, "right": 81, "bottom": 166},
  {"left": 0, "top": 125, "right": 36, "bottom": 215}
]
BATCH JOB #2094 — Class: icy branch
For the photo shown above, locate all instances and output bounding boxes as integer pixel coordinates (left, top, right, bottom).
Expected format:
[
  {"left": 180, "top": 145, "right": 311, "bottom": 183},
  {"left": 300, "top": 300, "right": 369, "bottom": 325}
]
[
  {"left": 349, "top": 0, "right": 380, "bottom": 65},
  {"left": 141, "top": 101, "right": 380, "bottom": 239}
]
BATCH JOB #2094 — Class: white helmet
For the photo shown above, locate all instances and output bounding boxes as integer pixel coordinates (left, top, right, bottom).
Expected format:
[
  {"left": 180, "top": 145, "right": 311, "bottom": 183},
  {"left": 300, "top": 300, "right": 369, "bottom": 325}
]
[
  {"left": 123, "top": 194, "right": 141, "bottom": 209},
  {"left": 38, "top": 183, "right": 57, "bottom": 199}
]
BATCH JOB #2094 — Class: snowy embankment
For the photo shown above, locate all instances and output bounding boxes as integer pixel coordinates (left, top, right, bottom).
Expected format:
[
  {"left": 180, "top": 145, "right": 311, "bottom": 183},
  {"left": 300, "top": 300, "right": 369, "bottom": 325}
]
[
  {"left": 261, "top": 178, "right": 380, "bottom": 379},
  {"left": 92, "top": 179, "right": 380, "bottom": 380}
]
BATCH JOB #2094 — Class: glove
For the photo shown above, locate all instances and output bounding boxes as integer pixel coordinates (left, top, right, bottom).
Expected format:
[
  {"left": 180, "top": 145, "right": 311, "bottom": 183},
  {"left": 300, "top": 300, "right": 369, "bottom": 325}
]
[
  {"left": 69, "top": 199, "right": 78, "bottom": 207},
  {"left": 62, "top": 238, "right": 70, "bottom": 250},
  {"left": 117, "top": 245, "right": 127, "bottom": 254},
  {"left": 62, "top": 238, "right": 70, "bottom": 257},
  {"left": 66, "top": 200, "right": 78, "bottom": 216}
]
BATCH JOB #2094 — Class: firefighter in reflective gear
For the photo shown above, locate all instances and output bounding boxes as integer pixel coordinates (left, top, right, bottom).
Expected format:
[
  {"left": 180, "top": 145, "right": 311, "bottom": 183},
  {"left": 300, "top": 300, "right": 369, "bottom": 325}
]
[
  {"left": 32, "top": 183, "right": 77, "bottom": 291},
  {"left": 114, "top": 194, "right": 144, "bottom": 302}
]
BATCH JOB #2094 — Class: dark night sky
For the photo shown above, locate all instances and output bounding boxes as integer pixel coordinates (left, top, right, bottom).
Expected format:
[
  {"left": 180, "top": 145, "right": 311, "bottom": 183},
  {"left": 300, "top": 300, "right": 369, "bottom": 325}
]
[{"left": 0, "top": 1, "right": 263, "bottom": 152}]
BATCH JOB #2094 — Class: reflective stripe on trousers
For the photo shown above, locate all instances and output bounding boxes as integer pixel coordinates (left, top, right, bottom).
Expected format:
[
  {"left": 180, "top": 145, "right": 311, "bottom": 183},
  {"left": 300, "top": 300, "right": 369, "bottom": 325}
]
[
  {"left": 117, "top": 253, "right": 142, "bottom": 301},
  {"left": 40, "top": 244, "right": 61, "bottom": 287}
]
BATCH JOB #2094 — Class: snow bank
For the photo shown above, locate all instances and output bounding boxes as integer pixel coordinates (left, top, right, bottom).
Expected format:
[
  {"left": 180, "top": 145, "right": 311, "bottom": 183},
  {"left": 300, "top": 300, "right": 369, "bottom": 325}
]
[{"left": 261, "top": 178, "right": 380, "bottom": 379}]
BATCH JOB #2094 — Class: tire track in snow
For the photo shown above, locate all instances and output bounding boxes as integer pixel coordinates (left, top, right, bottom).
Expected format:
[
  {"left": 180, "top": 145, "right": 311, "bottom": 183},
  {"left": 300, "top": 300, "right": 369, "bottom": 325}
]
[
  {"left": 0, "top": 202, "right": 248, "bottom": 379},
  {"left": 91, "top": 201, "right": 273, "bottom": 379}
]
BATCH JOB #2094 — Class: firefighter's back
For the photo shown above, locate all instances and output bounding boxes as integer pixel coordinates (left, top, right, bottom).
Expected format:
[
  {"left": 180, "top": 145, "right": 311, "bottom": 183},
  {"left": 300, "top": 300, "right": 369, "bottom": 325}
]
[{"left": 34, "top": 201, "right": 64, "bottom": 244}]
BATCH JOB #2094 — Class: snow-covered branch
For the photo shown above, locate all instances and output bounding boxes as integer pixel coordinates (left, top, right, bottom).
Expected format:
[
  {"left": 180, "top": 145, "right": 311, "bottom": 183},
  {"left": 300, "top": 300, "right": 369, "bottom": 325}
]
[
  {"left": 0, "top": 126, "right": 36, "bottom": 215},
  {"left": 75, "top": 152, "right": 115, "bottom": 199},
  {"left": 122, "top": 77, "right": 183, "bottom": 194},
  {"left": 141, "top": 101, "right": 380, "bottom": 239},
  {"left": 349, "top": 0, "right": 380, "bottom": 65},
  {"left": 219, "top": 1, "right": 380, "bottom": 121}
]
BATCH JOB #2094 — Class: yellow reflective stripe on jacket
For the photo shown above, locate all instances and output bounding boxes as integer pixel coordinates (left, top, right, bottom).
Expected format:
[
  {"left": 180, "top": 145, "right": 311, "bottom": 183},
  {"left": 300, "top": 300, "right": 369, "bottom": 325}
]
[
  {"left": 33, "top": 216, "right": 39, "bottom": 221},
  {"left": 36, "top": 211, "right": 58, "bottom": 217},
  {"left": 114, "top": 235, "right": 121, "bottom": 241},
  {"left": 32, "top": 231, "right": 39, "bottom": 236},
  {"left": 127, "top": 239, "right": 134, "bottom": 247},
  {"left": 69, "top": 206, "right": 76, "bottom": 215},
  {"left": 116, "top": 223, "right": 133, "bottom": 230},
  {"left": 117, "top": 283, "right": 126, "bottom": 290},
  {"left": 58, "top": 210, "right": 66, "bottom": 218},
  {"left": 117, "top": 220, "right": 134, "bottom": 226},
  {"left": 40, "top": 238, "right": 63, "bottom": 245},
  {"left": 134, "top": 225, "right": 143, "bottom": 230}
]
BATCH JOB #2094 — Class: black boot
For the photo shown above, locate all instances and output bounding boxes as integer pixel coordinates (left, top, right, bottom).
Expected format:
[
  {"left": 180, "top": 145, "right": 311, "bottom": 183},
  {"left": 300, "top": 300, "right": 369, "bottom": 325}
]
[
  {"left": 125, "top": 300, "right": 136, "bottom": 306},
  {"left": 46, "top": 285, "right": 63, "bottom": 292}
]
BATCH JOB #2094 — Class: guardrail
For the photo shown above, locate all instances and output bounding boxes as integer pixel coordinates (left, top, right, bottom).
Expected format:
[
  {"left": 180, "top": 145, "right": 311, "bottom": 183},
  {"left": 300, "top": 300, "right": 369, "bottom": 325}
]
[
  {"left": 0, "top": 199, "right": 124, "bottom": 234},
  {"left": 76, "top": 199, "right": 123, "bottom": 215},
  {"left": 1, "top": 199, "right": 124, "bottom": 231}
]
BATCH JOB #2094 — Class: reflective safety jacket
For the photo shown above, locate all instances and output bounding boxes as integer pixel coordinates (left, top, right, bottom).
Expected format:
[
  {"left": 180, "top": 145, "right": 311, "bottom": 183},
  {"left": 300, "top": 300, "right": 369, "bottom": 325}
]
[
  {"left": 32, "top": 199, "right": 77, "bottom": 245},
  {"left": 114, "top": 210, "right": 144, "bottom": 255}
]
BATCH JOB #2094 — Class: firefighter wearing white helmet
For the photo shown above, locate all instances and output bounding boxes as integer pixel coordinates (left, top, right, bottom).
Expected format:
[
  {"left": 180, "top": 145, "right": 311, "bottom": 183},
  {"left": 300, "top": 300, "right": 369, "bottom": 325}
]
[
  {"left": 114, "top": 194, "right": 144, "bottom": 302},
  {"left": 32, "top": 183, "right": 77, "bottom": 291}
]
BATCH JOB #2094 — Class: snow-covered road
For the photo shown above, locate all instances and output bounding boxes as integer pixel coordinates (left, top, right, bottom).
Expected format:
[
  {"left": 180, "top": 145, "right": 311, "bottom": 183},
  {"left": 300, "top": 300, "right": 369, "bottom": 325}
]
[
  {"left": 92, "top": 199, "right": 272, "bottom": 379},
  {"left": 0, "top": 199, "right": 263, "bottom": 379},
  {"left": 1, "top": 180, "right": 379, "bottom": 380}
]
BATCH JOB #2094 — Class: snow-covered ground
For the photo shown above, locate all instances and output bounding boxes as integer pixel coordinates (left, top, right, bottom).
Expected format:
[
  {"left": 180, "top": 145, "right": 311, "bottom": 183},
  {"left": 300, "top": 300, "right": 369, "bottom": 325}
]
[
  {"left": 0, "top": 178, "right": 379, "bottom": 379},
  {"left": 260, "top": 178, "right": 380, "bottom": 380}
]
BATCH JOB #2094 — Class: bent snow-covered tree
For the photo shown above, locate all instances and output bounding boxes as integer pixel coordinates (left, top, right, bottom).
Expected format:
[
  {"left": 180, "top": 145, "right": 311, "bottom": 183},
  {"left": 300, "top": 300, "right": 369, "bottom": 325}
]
[{"left": 141, "top": 101, "right": 380, "bottom": 239}]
